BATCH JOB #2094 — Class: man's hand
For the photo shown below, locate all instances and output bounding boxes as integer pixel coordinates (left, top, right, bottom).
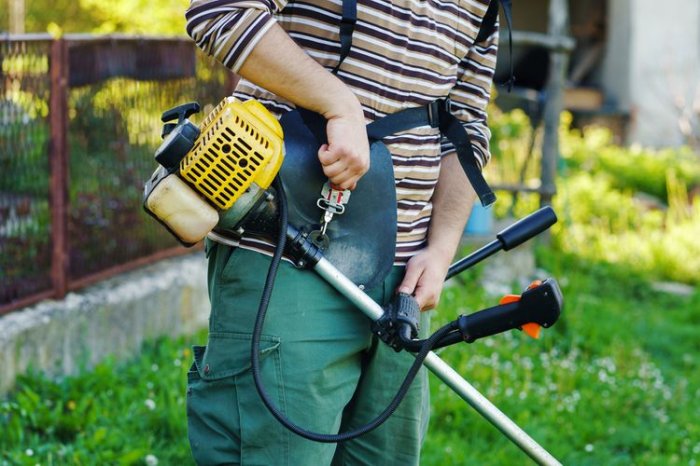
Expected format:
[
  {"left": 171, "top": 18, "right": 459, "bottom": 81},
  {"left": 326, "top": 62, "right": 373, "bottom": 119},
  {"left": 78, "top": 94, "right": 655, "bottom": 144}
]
[
  {"left": 235, "top": 24, "right": 370, "bottom": 190},
  {"left": 318, "top": 110, "right": 370, "bottom": 191},
  {"left": 397, "top": 246, "right": 453, "bottom": 311}
]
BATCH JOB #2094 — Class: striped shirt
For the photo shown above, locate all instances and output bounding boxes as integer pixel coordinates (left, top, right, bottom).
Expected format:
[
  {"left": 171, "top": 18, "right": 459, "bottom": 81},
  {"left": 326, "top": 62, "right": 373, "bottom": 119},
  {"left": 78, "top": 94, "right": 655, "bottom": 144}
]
[{"left": 186, "top": 0, "right": 498, "bottom": 263}]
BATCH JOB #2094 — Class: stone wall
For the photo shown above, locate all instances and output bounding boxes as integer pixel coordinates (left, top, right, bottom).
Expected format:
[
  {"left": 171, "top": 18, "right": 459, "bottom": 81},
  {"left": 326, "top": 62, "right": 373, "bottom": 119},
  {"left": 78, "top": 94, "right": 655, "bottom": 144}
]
[{"left": 0, "top": 253, "right": 209, "bottom": 395}]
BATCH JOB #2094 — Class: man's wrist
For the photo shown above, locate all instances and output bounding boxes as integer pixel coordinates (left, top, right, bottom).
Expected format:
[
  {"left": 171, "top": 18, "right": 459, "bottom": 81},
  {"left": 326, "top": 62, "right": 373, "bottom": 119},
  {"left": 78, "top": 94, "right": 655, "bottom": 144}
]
[
  {"left": 320, "top": 86, "right": 364, "bottom": 122},
  {"left": 424, "top": 241, "right": 459, "bottom": 268}
]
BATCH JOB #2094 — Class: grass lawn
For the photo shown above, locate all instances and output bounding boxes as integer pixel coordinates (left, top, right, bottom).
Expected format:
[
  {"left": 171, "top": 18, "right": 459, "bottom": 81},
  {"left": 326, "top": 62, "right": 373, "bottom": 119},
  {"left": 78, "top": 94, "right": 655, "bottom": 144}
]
[
  {"left": 2, "top": 247, "right": 698, "bottom": 465},
  {"left": 422, "top": 249, "right": 700, "bottom": 465}
]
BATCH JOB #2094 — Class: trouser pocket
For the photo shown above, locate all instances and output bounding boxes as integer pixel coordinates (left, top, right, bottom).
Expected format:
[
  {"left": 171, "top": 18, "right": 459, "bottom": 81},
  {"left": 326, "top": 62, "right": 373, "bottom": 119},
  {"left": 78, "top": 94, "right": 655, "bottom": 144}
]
[{"left": 186, "top": 333, "right": 286, "bottom": 466}]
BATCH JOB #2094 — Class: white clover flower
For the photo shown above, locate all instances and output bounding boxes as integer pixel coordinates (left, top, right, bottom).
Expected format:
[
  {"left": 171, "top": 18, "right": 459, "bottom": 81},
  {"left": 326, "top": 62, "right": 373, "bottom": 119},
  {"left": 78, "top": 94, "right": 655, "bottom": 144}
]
[
  {"left": 145, "top": 454, "right": 159, "bottom": 466},
  {"left": 144, "top": 399, "right": 157, "bottom": 411},
  {"left": 584, "top": 444, "right": 594, "bottom": 452},
  {"left": 25, "top": 449, "right": 34, "bottom": 457}
]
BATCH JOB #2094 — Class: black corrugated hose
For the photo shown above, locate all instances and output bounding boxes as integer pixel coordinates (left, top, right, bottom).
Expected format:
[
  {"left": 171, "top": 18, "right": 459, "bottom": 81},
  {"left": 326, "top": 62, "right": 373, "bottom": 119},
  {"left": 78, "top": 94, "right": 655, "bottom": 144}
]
[{"left": 249, "top": 177, "right": 452, "bottom": 443}]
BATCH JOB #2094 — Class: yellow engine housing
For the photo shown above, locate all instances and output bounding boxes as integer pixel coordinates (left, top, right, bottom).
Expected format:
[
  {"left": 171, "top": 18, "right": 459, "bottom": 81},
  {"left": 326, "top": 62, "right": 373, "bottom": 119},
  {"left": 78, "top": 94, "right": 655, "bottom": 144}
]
[{"left": 179, "top": 97, "right": 284, "bottom": 210}]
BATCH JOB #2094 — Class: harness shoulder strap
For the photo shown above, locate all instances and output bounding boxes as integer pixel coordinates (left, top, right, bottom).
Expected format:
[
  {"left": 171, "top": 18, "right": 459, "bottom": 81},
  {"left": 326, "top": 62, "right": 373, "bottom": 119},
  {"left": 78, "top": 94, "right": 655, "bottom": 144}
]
[
  {"left": 366, "top": 101, "right": 496, "bottom": 207},
  {"left": 476, "top": 0, "right": 514, "bottom": 90},
  {"left": 475, "top": 0, "right": 501, "bottom": 43},
  {"left": 436, "top": 105, "right": 497, "bottom": 207},
  {"left": 332, "top": 0, "right": 357, "bottom": 74}
]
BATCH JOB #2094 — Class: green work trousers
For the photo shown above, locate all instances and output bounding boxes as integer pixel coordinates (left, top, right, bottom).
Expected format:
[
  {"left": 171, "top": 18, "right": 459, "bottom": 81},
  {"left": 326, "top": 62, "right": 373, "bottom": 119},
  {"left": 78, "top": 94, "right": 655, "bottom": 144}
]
[{"left": 186, "top": 242, "right": 431, "bottom": 466}]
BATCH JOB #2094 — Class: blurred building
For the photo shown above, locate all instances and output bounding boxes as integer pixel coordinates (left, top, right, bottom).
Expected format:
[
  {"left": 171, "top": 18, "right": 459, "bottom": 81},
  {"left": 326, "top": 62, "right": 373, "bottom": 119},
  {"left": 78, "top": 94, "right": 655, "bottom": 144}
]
[{"left": 497, "top": 0, "right": 700, "bottom": 148}]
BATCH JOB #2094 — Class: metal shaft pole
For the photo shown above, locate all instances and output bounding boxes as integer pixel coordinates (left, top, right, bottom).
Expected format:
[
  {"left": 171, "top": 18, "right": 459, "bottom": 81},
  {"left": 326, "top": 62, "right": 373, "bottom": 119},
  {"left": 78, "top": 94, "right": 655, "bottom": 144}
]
[{"left": 313, "top": 257, "right": 562, "bottom": 466}]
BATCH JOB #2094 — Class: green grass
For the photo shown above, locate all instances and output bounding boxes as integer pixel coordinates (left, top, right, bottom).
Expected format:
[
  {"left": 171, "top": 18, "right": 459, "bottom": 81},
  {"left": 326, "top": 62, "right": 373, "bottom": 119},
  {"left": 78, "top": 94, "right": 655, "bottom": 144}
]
[
  {"left": 0, "top": 338, "right": 199, "bottom": 466},
  {"left": 422, "top": 250, "right": 700, "bottom": 465}
]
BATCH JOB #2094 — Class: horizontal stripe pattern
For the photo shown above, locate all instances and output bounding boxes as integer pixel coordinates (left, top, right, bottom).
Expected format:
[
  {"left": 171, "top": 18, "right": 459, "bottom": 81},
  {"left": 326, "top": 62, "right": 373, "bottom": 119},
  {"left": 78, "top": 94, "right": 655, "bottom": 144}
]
[{"left": 186, "top": 0, "right": 497, "bottom": 262}]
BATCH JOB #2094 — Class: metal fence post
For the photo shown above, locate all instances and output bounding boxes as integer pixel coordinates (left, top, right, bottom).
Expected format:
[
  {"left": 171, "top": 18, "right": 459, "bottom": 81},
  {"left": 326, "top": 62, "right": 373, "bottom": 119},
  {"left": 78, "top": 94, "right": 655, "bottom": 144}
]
[
  {"left": 49, "top": 38, "right": 70, "bottom": 299},
  {"left": 2, "top": 36, "right": 229, "bottom": 313}
]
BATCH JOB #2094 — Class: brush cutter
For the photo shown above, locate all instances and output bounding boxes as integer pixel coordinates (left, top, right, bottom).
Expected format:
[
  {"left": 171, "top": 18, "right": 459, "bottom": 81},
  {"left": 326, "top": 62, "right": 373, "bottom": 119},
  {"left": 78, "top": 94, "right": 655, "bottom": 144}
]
[{"left": 143, "top": 98, "right": 564, "bottom": 465}]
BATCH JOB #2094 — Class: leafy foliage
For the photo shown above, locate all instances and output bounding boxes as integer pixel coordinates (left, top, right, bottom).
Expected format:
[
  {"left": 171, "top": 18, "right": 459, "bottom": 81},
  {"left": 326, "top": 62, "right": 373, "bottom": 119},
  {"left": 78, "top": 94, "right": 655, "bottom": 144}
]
[
  {"left": 487, "top": 107, "right": 700, "bottom": 285},
  {"left": 559, "top": 115, "right": 700, "bottom": 203},
  {"left": 4, "top": 0, "right": 188, "bottom": 35}
]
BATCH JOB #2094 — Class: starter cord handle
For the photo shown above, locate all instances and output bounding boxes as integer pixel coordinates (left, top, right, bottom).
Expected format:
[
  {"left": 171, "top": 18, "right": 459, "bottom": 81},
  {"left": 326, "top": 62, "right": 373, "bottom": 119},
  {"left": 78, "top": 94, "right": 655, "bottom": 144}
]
[{"left": 160, "top": 101, "right": 201, "bottom": 123}]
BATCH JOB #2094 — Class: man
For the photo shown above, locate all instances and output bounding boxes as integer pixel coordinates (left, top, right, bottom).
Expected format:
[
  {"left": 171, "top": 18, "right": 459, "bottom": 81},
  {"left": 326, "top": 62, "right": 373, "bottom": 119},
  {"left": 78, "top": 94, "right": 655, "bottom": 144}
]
[{"left": 184, "top": 0, "right": 498, "bottom": 463}]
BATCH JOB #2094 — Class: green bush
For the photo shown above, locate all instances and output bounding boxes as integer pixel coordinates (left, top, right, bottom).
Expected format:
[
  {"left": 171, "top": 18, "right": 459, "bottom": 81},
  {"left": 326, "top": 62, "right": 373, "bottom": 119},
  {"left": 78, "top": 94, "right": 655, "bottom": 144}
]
[
  {"left": 487, "top": 108, "right": 700, "bottom": 285},
  {"left": 560, "top": 115, "right": 700, "bottom": 202}
]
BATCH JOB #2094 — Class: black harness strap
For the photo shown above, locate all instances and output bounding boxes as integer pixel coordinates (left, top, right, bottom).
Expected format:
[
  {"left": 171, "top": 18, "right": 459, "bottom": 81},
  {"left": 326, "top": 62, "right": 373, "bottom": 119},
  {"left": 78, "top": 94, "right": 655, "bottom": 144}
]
[
  {"left": 476, "top": 0, "right": 514, "bottom": 91},
  {"left": 366, "top": 101, "right": 496, "bottom": 207},
  {"left": 365, "top": 101, "right": 441, "bottom": 140},
  {"left": 332, "top": 0, "right": 358, "bottom": 74},
  {"left": 325, "top": 0, "right": 497, "bottom": 207},
  {"left": 436, "top": 104, "right": 497, "bottom": 207}
]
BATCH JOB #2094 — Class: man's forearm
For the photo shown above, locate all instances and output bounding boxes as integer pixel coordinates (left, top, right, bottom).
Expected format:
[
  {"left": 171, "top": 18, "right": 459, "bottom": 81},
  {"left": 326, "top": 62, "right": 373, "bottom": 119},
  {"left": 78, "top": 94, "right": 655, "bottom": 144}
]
[
  {"left": 237, "top": 23, "right": 362, "bottom": 122},
  {"left": 426, "top": 153, "right": 477, "bottom": 264},
  {"left": 397, "top": 154, "right": 476, "bottom": 310},
  {"left": 235, "top": 23, "right": 369, "bottom": 189}
]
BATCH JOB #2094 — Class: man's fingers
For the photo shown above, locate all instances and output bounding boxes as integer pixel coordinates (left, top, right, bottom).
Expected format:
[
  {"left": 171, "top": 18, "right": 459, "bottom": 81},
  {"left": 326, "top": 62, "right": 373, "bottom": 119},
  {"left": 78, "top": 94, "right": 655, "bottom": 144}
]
[
  {"left": 322, "top": 160, "right": 345, "bottom": 178},
  {"left": 318, "top": 146, "right": 365, "bottom": 190},
  {"left": 320, "top": 162, "right": 357, "bottom": 189},
  {"left": 317, "top": 145, "right": 336, "bottom": 166},
  {"left": 398, "top": 265, "right": 422, "bottom": 296},
  {"left": 413, "top": 286, "right": 438, "bottom": 311},
  {"left": 332, "top": 174, "right": 358, "bottom": 190},
  {"left": 402, "top": 279, "right": 437, "bottom": 311},
  {"left": 399, "top": 251, "right": 446, "bottom": 311}
]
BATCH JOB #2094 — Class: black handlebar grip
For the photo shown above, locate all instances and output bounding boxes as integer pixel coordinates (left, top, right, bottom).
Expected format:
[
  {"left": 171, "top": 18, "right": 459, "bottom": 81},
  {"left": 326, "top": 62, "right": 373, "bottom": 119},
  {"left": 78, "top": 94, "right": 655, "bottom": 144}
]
[
  {"left": 497, "top": 206, "right": 558, "bottom": 251},
  {"left": 393, "top": 292, "right": 420, "bottom": 342},
  {"left": 457, "top": 278, "right": 563, "bottom": 343}
]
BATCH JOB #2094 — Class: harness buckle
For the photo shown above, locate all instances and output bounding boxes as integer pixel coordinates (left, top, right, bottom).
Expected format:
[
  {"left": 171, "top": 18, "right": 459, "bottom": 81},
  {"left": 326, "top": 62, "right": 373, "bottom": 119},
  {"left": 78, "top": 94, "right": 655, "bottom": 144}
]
[
  {"left": 427, "top": 100, "right": 440, "bottom": 128},
  {"left": 428, "top": 98, "right": 452, "bottom": 128},
  {"left": 442, "top": 97, "right": 453, "bottom": 117}
]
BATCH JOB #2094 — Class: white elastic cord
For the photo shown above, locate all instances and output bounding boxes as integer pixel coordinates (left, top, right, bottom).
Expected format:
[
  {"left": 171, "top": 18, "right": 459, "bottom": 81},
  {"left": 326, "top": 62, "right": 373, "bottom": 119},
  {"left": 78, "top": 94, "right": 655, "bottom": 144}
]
[{"left": 206, "top": 231, "right": 241, "bottom": 247}]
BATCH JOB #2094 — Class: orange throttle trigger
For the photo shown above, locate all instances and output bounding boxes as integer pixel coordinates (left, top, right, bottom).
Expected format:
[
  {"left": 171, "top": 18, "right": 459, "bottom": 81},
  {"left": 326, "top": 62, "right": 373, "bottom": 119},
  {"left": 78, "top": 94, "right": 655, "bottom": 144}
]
[
  {"left": 521, "top": 323, "right": 542, "bottom": 339},
  {"left": 499, "top": 280, "right": 546, "bottom": 339},
  {"left": 499, "top": 294, "right": 521, "bottom": 305}
]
